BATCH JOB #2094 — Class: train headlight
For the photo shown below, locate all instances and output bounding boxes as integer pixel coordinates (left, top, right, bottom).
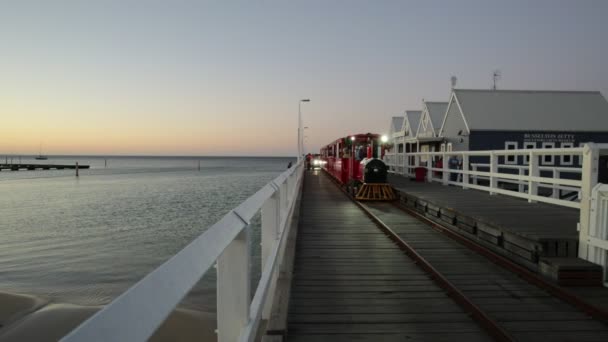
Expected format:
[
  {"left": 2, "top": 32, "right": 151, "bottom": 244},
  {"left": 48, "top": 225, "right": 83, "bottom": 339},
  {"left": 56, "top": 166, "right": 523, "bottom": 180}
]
[{"left": 381, "top": 135, "right": 388, "bottom": 143}]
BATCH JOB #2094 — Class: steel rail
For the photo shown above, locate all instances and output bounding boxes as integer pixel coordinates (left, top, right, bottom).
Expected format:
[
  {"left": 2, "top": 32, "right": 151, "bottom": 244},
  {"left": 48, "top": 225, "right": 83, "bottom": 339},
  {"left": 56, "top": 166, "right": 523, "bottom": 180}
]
[{"left": 355, "top": 200, "right": 515, "bottom": 342}]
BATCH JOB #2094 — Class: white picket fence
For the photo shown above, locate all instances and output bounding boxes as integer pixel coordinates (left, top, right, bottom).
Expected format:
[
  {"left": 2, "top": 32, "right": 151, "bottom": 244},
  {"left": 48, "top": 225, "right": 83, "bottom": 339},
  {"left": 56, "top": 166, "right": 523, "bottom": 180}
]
[
  {"left": 400, "top": 147, "right": 585, "bottom": 209},
  {"left": 61, "top": 160, "right": 304, "bottom": 342}
]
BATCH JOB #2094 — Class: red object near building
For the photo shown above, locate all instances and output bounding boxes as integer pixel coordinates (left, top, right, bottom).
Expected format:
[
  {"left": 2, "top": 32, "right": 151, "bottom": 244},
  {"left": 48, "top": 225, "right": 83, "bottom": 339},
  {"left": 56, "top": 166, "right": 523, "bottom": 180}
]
[
  {"left": 415, "top": 167, "right": 427, "bottom": 182},
  {"left": 319, "top": 133, "right": 385, "bottom": 185}
]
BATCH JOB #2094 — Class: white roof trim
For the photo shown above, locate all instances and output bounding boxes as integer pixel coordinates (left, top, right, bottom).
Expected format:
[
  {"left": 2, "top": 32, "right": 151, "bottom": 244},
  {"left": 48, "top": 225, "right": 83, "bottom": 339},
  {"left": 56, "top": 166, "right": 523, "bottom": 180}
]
[
  {"left": 453, "top": 92, "right": 471, "bottom": 135},
  {"left": 415, "top": 101, "right": 437, "bottom": 138},
  {"left": 438, "top": 91, "right": 470, "bottom": 136},
  {"left": 438, "top": 92, "right": 455, "bottom": 136}
]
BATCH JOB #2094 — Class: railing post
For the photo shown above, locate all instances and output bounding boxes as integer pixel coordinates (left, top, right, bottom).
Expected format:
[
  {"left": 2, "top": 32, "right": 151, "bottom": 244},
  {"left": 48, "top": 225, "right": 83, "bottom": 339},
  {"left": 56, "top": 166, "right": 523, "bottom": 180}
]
[
  {"left": 518, "top": 168, "right": 525, "bottom": 193},
  {"left": 528, "top": 151, "right": 539, "bottom": 202},
  {"left": 217, "top": 229, "right": 250, "bottom": 342},
  {"left": 579, "top": 143, "right": 600, "bottom": 259},
  {"left": 426, "top": 153, "right": 432, "bottom": 183},
  {"left": 489, "top": 152, "right": 497, "bottom": 195},
  {"left": 462, "top": 154, "right": 469, "bottom": 189},
  {"left": 442, "top": 153, "right": 449, "bottom": 185},
  {"left": 552, "top": 169, "right": 560, "bottom": 199},
  {"left": 280, "top": 179, "right": 288, "bottom": 223},
  {"left": 473, "top": 165, "right": 479, "bottom": 185},
  {"left": 261, "top": 187, "right": 280, "bottom": 319}
]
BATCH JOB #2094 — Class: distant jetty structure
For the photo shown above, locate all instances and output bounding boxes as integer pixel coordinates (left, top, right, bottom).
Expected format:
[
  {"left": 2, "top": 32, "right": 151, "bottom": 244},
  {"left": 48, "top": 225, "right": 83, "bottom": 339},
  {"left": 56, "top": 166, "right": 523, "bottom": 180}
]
[{"left": 0, "top": 163, "right": 90, "bottom": 171}]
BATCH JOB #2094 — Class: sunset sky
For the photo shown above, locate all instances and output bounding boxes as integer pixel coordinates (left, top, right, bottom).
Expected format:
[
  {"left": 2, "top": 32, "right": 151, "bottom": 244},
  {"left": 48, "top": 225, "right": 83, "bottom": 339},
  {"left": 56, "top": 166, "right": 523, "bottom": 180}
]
[{"left": 1, "top": 0, "right": 607, "bottom": 156}]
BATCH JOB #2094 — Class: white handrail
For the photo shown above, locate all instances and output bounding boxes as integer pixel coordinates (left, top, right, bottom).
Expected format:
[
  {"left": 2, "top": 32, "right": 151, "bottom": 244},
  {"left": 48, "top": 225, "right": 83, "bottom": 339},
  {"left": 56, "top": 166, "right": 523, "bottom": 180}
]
[{"left": 61, "top": 160, "right": 304, "bottom": 342}]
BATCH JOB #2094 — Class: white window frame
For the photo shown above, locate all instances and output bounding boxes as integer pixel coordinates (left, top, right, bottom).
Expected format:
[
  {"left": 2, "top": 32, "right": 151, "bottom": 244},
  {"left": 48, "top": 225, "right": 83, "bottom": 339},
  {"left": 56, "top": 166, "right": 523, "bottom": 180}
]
[
  {"left": 523, "top": 142, "right": 536, "bottom": 165},
  {"left": 561, "top": 142, "right": 574, "bottom": 165},
  {"left": 440, "top": 143, "right": 446, "bottom": 152},
  {"left": 447, "top": 142, "right": 453, "bottom": 152},
  {"left": 505, "top": 141, "right": 518, "bottom": 165},
  {"left": 541, "top": 142, "right": 555, "bottom": 165}
]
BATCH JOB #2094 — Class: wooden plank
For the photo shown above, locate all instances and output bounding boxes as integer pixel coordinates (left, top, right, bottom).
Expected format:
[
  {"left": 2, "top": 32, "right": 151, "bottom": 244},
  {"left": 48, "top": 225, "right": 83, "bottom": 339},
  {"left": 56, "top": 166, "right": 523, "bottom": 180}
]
[
  {"left": 288, "top": 322, "right": 484, "bottom": 334},
  {"left": 286, "top": 333, "right": 491, "bottom": 342},
  {"left": 288, "top": 313, "right": 474, "bottom": 324}
]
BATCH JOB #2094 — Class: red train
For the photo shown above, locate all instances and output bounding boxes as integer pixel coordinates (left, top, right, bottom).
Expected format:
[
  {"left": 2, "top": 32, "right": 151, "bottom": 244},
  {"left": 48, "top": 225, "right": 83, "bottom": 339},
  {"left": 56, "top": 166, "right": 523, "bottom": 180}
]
[{"left": 320, "top": 133, "right": 389, "bottom": 186}]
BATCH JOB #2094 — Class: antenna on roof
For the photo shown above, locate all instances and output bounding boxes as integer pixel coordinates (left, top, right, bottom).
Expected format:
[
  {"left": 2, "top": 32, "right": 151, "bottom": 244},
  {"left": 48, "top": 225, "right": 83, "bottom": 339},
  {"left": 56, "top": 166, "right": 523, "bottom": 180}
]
[
  {"left": 492, "top": 70, "right": 501, "bottom": 90},
  {"left": 450, "top": 76, "right": 457, "bottom": 89}
]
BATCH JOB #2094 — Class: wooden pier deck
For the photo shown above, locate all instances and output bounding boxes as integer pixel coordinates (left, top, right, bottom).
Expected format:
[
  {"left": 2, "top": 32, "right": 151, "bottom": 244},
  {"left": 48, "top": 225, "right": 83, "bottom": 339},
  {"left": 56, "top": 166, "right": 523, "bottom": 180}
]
[
  {"left": 388, "top": 173, "right": 580, "bottom": 268},
  {"left": 286, "top": 171, "right": 491, "bottom": 341}
]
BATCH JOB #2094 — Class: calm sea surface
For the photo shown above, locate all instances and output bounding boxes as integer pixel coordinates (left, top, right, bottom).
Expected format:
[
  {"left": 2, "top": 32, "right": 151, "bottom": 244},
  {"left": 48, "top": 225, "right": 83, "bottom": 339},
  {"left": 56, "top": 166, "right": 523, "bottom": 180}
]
[{"left": 0, "top": 156, "right": 294, "bottom": 313}]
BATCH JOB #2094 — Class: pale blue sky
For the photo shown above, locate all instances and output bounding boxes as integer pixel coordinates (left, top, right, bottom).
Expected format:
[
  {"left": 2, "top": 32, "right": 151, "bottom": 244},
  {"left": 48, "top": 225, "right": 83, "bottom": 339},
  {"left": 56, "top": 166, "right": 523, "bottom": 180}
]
[{"left": 1, "top": 0, "right": 607, "bottom": 155}]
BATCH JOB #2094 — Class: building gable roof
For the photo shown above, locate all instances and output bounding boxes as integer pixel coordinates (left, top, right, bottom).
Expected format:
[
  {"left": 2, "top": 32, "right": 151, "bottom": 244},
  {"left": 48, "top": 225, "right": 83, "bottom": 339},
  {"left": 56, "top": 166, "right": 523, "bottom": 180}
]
[
  {"left": 404, "top": 110, "right": 422, "bottom": 137},
  {"left": 389, "top": 116, "right": 405, "bottom": 135},
  {"left": 452, "top": 89, "right": 608, "bottom": 131},
  {"left": 425, "top": 101, "right": 449, "bottom": 131}
]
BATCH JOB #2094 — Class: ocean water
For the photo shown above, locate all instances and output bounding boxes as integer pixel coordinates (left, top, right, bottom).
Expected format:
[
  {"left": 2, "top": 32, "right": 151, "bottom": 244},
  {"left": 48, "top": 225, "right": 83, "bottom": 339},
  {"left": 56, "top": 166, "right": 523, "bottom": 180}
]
[{"left": 0, "top": 156, "right": 294, "bottom": 313}]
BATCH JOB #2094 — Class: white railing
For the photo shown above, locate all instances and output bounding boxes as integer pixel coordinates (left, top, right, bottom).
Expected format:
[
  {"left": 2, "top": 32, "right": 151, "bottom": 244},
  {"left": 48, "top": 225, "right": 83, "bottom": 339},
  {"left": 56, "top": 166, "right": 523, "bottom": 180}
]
[
  {"left": 384, "top": 153, "right": 396, "bottom": 172},
  {"left": 61, "top": 160, "right": 304, "bottom": 342},
  {"left": 385, "top": 152, "right": 405, "bottom": 174},
  {"left": 578, "top": 144, "right": 608, "bottom": 284},
  {"left": 587, "top": 183, "right": 608, "bottom": 285},
  {"left": 469, "top": 163, "right": 581, "bottom": 199},
  {"left": 400, "top": 147, "right": 585, "bottom": 209}
]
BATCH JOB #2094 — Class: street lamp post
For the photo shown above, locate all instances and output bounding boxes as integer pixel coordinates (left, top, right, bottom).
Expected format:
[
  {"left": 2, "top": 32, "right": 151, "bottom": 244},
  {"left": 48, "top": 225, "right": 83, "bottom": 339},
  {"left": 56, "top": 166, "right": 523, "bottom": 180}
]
[
  {"left": 303, "top": 128, "right": 309, "bottom": 155},
  {"left": 298, "top": 99, "right": 310, "bottom": 161}
]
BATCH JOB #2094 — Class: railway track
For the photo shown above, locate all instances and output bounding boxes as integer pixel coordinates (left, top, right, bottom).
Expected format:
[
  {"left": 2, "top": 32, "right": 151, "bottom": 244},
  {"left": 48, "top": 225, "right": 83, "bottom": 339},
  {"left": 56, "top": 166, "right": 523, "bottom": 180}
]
[
  {"left": 355, "top": 199, "right": 608, "bottom": 341},
  {"left": 287, "top": 172, "right": 495, "bottom": 341}
]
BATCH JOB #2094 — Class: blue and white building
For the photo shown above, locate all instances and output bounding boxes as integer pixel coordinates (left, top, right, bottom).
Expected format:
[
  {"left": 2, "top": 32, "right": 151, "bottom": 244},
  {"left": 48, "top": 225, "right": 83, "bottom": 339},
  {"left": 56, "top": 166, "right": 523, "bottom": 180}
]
[{"left": 438, "top": 89, "right": 608, "bottom": 166}]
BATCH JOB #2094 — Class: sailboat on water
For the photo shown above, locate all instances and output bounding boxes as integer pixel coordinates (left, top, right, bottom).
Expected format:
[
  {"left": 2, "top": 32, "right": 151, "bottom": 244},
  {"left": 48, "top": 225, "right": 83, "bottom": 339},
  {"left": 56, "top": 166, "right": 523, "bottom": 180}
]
[{"left": 35, "top": 144, "right": 48, "bottom": 160}]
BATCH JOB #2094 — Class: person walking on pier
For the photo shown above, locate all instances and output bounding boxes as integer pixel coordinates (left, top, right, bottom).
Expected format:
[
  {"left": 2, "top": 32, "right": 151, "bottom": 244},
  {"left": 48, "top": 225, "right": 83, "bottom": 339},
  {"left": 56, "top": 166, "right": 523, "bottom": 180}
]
[{"left": 448, "top": 155, "right": 460, "bottom": 182}]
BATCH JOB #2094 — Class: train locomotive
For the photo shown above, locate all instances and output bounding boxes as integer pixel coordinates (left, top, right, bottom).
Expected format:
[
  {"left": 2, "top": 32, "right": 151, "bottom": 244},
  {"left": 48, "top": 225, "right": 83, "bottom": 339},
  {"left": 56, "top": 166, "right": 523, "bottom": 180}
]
[{"left": 320, "top": 133, "right": 395, "bottom": 201}]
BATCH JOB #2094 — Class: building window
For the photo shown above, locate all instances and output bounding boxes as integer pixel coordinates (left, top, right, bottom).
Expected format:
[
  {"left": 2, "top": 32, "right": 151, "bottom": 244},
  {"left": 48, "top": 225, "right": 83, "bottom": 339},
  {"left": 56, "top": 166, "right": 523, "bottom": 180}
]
[
  {"left": 524, "top": 142, "right": 536, "bottom": 164},
  {"left": 542, "top": 142, "right": 555, "bottom": 165},
  {"left": 440, "top": 143, "right": 446, "bottom": 152},
  {"left": 505, "top": 141, "right": 517, "bottom": 165},
  {"left": 447, "top": 143, "right": 453, "bottom": 152},
  {"left": 561, "top": 142, "right": 574, "bottom": 165},
  {"left": 421, "top": 145, "right": 429, "bottom": 163},
  {"left": 398, "top": 143, "right": 404, "bottom": 153}
]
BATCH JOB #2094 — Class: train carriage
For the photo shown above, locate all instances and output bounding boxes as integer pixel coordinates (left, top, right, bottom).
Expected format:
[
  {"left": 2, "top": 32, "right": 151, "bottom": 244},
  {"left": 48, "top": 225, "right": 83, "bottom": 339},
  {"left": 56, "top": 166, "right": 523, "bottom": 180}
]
[{"left": 320, "top": 133, "right": 395, "bottom": 200}]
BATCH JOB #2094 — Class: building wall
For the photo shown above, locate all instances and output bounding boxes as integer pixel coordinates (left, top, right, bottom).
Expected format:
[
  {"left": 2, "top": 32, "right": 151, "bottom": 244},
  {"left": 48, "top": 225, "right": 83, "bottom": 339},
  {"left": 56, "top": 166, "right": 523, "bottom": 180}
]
[
  {"left": 469, "top": 130, "right": 608, "bottom": 166},
  {"left": 440, "top": 103, "right": 469, "bottom": 151}
]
